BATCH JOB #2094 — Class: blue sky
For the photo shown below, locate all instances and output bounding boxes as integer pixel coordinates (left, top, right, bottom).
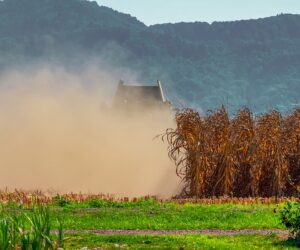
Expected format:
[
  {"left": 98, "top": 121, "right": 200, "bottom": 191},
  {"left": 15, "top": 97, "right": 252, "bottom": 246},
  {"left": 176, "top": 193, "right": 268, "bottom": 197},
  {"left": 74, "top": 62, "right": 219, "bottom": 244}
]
[{"left": 95, "top": 0, "right": 300, "bottom": 25}]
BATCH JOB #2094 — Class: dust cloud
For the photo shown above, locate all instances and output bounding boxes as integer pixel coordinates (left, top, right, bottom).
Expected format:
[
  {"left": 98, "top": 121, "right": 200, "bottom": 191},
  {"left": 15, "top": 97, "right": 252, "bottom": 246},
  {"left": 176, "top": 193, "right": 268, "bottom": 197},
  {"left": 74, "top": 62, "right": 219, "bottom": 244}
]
[{"left": 0, "top": 65, "right": 180, "bottom": 198}]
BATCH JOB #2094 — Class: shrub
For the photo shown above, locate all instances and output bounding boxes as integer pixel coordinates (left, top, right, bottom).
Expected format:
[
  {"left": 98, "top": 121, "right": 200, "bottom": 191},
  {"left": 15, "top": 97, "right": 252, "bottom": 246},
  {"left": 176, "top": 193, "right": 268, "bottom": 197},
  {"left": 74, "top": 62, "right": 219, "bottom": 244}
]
[
  {"left": 133, "top": 198, "right": 159, "bottom": 207},
  {"left": 88, "top": 198, "right": 107, "bottom": 208},
  {"left": 281, "top": 200, "right": 300, "bottom": 246},
  {"left": 53, "top": 194, "right": 71, "bottom": 207}
]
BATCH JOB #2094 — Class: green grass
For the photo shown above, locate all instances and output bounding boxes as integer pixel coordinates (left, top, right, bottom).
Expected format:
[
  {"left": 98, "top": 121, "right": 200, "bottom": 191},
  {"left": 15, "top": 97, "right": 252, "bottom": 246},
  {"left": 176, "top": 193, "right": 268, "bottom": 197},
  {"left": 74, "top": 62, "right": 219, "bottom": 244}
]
[
  {"left": 1, "top": 200, "right": 296, "bottom": 249},
  {"left": 2, "top": 200, "right": 283, "bottom": 230},
  {"left": 57, "top": 204, "right": 282, "bottom": 230},
  {"left": 64, "top": 233, "right": 297, "bottom": 249}
]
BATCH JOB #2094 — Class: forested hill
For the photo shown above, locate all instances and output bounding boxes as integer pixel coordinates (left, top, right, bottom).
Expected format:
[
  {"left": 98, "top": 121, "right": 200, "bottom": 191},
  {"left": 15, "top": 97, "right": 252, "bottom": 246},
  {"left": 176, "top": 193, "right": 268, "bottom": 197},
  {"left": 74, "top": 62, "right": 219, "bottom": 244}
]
[
  {"left": 150, "top": 14, "right": 300, "bottom": 41},
  {"left": 1, "top": 0, "right": 300, "bottom": 113}
]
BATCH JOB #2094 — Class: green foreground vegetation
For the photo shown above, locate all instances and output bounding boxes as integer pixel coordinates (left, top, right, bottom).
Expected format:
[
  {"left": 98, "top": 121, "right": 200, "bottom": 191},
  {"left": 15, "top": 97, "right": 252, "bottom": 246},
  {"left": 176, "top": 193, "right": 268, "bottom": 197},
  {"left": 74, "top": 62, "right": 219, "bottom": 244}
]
[
  {"left": 64, "top": 233, "right": 298, "bottom": 250},
  {"left": 0, "top": 199, "right": 297, "bottom": 249},
  {"left": 3, "top": 199, "right": 283, "bottom": 230},
  {"left": 54, "top": 203, "right": 282, "bottom": 230}
]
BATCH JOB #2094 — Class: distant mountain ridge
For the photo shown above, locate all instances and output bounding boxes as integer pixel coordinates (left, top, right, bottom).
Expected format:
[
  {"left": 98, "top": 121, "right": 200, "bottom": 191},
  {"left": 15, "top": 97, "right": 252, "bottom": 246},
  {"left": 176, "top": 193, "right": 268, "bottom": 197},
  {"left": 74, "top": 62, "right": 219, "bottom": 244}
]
[
  {"left": 1, "top": 0, "right": 300, "bottom": 113},
  {"left": 150, "top": 14, "right": 300, "bottom": 40}
]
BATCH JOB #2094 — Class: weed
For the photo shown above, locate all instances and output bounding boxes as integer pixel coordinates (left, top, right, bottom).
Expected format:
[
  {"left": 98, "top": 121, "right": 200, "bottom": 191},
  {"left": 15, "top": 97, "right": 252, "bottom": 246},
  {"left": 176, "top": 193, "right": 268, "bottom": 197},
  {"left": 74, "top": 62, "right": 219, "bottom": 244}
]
[{"left": 0, "top": 203, "right": 64, "bottom": 249}]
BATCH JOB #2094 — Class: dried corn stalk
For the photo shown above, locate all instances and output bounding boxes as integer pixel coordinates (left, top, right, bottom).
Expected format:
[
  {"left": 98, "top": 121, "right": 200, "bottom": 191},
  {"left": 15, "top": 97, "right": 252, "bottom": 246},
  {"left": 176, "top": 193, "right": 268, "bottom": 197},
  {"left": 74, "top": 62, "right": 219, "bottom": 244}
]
[{"left": 164, "top": 107, "right": 300, "bottom": 197}]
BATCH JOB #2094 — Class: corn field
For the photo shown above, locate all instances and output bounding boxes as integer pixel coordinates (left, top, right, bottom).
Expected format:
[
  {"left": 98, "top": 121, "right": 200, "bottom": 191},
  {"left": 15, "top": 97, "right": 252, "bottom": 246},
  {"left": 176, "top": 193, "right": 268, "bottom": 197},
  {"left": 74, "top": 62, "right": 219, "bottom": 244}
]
[{"left": 163, "top": 106, "right": 300, "bottom": 198}]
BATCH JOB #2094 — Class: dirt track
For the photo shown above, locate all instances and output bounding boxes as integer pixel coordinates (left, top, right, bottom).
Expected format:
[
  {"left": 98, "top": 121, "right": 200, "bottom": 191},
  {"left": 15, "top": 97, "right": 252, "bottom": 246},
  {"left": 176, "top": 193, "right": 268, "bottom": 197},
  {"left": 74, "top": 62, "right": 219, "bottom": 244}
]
[{"left": 64, "top": 229, "right": 288, "bottom": 236}]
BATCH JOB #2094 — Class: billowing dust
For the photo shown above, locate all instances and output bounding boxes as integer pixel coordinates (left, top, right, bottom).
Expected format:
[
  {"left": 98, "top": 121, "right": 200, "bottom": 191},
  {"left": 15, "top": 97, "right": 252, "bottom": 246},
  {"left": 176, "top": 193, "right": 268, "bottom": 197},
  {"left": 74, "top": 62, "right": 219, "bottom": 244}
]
[{"left": 0, "top": 65, "right": 180, "bottom": 198}]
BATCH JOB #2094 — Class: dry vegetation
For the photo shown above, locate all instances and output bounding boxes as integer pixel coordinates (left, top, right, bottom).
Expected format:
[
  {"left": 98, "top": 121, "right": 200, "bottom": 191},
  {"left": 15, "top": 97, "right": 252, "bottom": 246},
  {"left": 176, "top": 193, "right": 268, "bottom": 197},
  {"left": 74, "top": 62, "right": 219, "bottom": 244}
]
[
  {"left": 0, "top": 190, "right": 162, "bottom": 205},
  {"left": 0, "top": 190, "right": 113, "bottom": 205},
  {"left": 163, "top": 106, "right": 300, "bottom": 198},
  {"left": 0, "top": 190, "right": 299, "bottom": 205}
]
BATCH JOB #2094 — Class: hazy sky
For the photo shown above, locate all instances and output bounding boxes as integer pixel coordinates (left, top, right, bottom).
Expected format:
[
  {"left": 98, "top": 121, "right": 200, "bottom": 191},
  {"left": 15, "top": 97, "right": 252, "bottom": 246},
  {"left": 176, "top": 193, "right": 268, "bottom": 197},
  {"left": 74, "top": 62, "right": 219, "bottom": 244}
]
[{"left": 96, "top": 0, "right": 300, "bottom": 25}]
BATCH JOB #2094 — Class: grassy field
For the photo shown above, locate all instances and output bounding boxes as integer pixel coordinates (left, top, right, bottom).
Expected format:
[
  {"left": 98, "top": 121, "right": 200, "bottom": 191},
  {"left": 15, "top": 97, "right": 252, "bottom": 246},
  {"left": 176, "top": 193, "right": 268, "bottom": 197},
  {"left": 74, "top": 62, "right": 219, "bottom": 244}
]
[
  {"left": 63, "top": 233, "right": 297, "bottom": 249},
  {"left": 2, "top": 199, "right": 284, "bottom": 230},
  {"left": 53, "top": 202, "right": 282, "bottom": 230},
  {"left": 1, "top": 198, "right": 297, "bottom": 249}
]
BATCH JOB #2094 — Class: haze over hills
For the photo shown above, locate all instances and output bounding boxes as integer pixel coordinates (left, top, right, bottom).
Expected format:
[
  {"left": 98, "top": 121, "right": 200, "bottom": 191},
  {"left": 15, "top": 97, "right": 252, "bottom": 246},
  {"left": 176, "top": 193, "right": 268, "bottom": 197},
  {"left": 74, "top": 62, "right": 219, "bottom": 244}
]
[{"left": 1, "top": 0, "right": 300, "bottom": 113}]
